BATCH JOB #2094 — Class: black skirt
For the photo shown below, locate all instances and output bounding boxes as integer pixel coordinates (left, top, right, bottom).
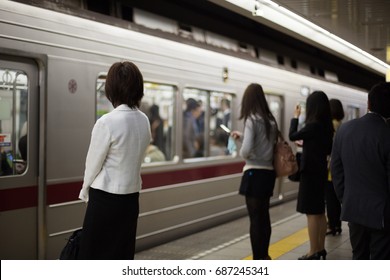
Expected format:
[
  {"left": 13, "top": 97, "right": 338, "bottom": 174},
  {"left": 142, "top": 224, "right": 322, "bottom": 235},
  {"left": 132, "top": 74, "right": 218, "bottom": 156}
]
[
  {"left": 239, "top": 169, "right": 276, "bottom": 198},
  {"left": 296, "top": 169, "right": 326, "bottom": 215},
  {"left": 78, "top": 188, "right": 139, "bottom": 260}
]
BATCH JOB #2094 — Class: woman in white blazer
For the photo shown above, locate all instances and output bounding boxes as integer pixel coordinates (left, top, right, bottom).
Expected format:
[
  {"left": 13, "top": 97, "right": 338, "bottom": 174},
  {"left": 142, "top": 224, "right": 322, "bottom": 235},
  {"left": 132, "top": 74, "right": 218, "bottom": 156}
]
[{"left": 78, "top": 61, "right": 151, "bottom": 259}]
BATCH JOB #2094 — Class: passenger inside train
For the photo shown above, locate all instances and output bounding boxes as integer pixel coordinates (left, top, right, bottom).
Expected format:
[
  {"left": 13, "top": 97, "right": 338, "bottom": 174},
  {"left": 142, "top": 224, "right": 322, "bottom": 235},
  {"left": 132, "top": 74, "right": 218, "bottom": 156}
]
[{"left": 0, "top": 72, "right": 28, "bottom": 177}]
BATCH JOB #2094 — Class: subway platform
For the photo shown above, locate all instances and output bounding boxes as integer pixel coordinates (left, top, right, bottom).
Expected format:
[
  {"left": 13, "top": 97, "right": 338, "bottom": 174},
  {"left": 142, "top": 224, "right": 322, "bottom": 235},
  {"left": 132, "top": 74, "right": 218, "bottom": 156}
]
[{"left": 135, "top": 199, "right": 352, "bottom": 260}]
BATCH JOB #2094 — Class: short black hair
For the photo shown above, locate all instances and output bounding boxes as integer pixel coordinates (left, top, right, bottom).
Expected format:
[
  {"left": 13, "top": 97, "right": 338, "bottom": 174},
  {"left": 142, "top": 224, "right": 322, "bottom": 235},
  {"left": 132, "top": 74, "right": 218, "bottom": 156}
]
[
  {"left": 368, "top": 82, "right": 390, "bottom": 118},
  {"left": 105, "top": 61, "right": 144, "bottom": 108}
]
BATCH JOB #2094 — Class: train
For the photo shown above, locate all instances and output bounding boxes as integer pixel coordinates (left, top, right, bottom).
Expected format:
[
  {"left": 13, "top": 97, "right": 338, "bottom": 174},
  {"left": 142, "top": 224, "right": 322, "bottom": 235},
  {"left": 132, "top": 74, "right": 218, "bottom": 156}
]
[{"left": 0, "top": 1, "right": 368, "bottom": 259}]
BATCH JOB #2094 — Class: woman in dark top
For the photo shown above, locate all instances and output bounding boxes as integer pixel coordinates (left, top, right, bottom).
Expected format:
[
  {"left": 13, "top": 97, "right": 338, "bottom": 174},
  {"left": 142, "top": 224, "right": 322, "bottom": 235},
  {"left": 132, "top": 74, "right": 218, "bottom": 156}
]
[
  {"left": 325, "top": 99, "right": 345, "bottom": 236},
  {"left": 149, "top": 104, "right": 165, "bottom": 155},
  {"left": 289, "top": 91, "right": 333, "bottom": 260}
]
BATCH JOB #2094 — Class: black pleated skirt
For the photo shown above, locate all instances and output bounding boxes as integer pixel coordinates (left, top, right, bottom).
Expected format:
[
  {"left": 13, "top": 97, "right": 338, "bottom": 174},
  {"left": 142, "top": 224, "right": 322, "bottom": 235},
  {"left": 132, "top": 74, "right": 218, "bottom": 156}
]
[{"left": 78, "top": 188, "right": 139, "bottom": 260}]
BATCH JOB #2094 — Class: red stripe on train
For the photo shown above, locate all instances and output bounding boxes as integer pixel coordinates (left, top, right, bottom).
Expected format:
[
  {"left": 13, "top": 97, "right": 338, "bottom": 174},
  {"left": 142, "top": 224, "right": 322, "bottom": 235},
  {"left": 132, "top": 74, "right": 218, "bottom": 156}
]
[
  {"left": 0, "top": 162, "right": 243, "bottom": 211},
  {"left": 0, "top": 186, "right": 38, "bottom": 212},
  {"left": 142, "top": 162, "right": 243, "bottom": 188}
]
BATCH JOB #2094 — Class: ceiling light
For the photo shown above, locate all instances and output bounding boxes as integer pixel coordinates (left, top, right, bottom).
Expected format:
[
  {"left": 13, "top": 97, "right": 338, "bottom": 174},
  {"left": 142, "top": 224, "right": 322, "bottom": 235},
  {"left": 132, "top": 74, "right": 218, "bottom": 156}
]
[{"left": 224, "top": 0, "right": 390, "bottom": 75}]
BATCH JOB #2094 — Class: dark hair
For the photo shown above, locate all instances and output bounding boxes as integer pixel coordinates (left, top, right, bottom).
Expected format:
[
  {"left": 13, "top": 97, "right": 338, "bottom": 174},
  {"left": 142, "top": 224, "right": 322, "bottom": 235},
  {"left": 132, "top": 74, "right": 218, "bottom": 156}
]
[
  {"left": 368, "top": 82, "right": 390, "bottom": 118},
  {"left": 221, "top": 98, "right": 230, "bottom": 108},
  {"left": 305, "top": 91, "right": 333, "bottom": 133},
  {"left": 150, "top": 104, "right": 160, "bottom": 119},
  {"left": 240, "top": 83, "right": 276, "bottom": 139},
  {"left": 185, "top": 98, "right": 200, "bottom": 112},
  {"left": 329, "top": 99, "right": 345, "bottom": 121},
  {"left": 105, "top": 61, "right": 144, "bottom": 108}
]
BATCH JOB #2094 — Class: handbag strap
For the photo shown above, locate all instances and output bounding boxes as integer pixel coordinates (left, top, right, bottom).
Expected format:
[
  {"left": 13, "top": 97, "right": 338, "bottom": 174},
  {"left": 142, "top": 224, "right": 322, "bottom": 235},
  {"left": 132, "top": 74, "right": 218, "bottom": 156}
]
[{"left": 276, "top": 130, "right": 285, "bottom": 143}]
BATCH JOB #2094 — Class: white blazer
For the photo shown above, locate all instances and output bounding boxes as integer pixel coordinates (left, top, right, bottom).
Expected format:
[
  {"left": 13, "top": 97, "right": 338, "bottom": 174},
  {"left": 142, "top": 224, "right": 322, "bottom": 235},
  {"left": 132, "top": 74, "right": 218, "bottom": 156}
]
[{"left": 79, "top": 104, "right": 151, "bottom": 202}]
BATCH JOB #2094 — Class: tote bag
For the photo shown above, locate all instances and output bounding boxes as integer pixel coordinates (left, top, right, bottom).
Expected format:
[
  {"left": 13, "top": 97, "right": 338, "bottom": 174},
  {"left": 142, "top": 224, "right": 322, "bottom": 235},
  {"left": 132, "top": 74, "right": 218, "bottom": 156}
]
[
  {"left": 273, "top": 134, "right": 298, "bottom": 177},
  {"left": 59, "top": 229, "right": 82, "bottom": 260}
]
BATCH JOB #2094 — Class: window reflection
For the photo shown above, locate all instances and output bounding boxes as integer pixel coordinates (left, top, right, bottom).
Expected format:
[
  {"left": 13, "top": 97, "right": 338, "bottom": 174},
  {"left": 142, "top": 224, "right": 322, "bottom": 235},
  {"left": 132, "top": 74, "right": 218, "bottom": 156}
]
[
  {"left": 183, "top": 88, "right": 234, "bottom": 159},
  {"left": 142, "top": 83, "right": 175, "bottom": 162},
  {"left": 182, "top": 89, "right": 206, "bottom": 158},
  {"left": 347, "top": 106, "right": 360, "bottom": 121},
  {"left": 97, "top": 75, "right": 236, "bottom": 163},
  {"left": 0, "top": 69, "right": 28, "bottom": 176},
  {"left": 210, "top": 92, "right": 233, "bottom": 157}
]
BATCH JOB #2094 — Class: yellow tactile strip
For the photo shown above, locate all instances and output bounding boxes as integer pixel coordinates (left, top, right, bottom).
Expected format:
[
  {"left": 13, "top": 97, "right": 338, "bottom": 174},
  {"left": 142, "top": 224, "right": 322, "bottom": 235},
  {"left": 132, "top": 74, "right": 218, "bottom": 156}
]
[{"left": 243, "top": 228, "right": 308, "bottom": 260}]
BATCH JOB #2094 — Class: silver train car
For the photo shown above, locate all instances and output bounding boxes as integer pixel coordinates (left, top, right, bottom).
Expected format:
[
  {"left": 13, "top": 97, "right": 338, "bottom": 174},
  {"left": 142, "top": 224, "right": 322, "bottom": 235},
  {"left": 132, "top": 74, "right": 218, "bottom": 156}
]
[{"left": 0, "top": 1, "right": 368, "bottom": 259}]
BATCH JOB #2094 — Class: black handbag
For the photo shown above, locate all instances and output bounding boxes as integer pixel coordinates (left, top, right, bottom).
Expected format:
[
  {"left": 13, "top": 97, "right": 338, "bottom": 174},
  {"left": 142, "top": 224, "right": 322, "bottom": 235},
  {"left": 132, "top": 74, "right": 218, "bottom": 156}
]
[{"left": 59, "top": 229, "right": 82, "bottom": 260}]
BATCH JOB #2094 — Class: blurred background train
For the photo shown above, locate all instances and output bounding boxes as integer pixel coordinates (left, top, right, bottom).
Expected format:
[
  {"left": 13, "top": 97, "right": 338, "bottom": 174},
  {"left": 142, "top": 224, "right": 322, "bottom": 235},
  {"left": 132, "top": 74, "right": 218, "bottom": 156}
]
[{"left": 0, "top": 1, "right": 374, "bottom": 259}]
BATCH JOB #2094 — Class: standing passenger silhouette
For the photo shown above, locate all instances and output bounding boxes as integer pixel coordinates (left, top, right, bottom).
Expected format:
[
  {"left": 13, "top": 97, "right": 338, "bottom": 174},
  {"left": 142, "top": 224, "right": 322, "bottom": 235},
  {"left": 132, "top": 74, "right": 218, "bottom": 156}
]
[
  {"left": 231, "top": 83, "right": 278, "bottom": 260},
  {"left": 78, "top": 61, "right": 151, "bottom": 259},
  {"left": 289, "top": 91, "right": 333, "bottom": 260},
  {"left": 331, "top": 82, "right": 390, "bottom": 259}
]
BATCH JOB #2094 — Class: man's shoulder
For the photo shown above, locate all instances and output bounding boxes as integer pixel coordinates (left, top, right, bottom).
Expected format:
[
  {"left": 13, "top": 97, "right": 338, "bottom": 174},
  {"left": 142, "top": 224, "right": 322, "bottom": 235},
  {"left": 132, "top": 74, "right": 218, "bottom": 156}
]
[{"left": 339, "top": 116, "right": 364, "bottom": 130}]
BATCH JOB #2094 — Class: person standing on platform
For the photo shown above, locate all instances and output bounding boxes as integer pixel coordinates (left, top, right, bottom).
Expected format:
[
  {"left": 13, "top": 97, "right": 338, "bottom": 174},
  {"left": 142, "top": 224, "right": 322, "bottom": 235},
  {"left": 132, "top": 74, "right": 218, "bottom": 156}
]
[
  {"left": 325, "top": 99, "right": 345, "bottom": 236},
  {"left": 289, "top": 91, "right": 333, "bottom": 260},
  {"left": 78, "top": 61, "right": 151, "bottom": 259},
  {"left": 231, "top": 83, "right": 278, "bottom": 260},
  {"left": 331, "top": 82, "right": 390, "bottom": 260}
]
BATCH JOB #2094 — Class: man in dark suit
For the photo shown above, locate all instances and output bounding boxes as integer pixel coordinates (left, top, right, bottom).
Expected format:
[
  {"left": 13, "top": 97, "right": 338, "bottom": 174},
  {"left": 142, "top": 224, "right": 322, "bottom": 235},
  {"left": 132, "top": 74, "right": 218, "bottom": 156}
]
[{"left": 331, "top": 82, "right": 390, "bottom": 259}]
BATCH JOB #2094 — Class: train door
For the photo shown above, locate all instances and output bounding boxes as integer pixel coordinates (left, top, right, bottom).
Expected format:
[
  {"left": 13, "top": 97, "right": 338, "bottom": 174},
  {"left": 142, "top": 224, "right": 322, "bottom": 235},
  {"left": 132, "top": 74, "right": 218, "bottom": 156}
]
[
  {"left": 0, "top": 57, "right": 39, "bottom": 259},
  {"left": 265, "top": 93, "right": 284, "bottom": 201},
  {"left": 346, "top": 105, "right": 360, "bottom": 120}
]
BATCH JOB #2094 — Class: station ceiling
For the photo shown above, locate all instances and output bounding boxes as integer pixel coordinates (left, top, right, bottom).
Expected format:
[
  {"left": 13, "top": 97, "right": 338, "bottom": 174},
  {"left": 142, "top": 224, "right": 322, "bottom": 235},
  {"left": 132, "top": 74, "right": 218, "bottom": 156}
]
[
  {"left": 12, "top": 1, "right": 390, "bottom": 65},
  {"left": 11, "top": 0, "right": 388, "bottom": 87},
  {"left": 260, "top": 0, "right": 390, "bottom": 65}
]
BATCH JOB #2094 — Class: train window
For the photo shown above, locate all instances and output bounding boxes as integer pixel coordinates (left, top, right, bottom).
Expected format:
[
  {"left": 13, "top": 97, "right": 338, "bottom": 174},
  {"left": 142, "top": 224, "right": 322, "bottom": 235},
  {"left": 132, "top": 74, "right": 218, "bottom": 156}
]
[
  {"left": 96, "top": 76, "right": 113, "bottom": 118},
  {"left": 183, "top": 88, "right": 234, "bottom": 159},
  {"left": 210, "top": 91, "right": 233, "bottom": 157},
  {"left": 296, "top": 100, "right": 307, "bottom": 130},
  {"left": 87, "top": 0, "right": 111, "bottom": 16},
  {"left": 121, "top": 5, "right": 134, "bottom": 22},
  {"left": 0, "top": 69, "right": 28, "bottom": 176},
  {"left": 265, "top": 94, "right": 283, "bottom": 129},
  {"left": 291, "top": 60, "right": 297, "bottom": 69},
  {"left": 277, "top": 55, "right": 284, "bottom": 65},
  {"left": 182, "top": 88, "right": 208, "bottom": 159},
  {"left": 142, "top": 82, "right": 176, "bottom": 163},
  {"left": 96, "top": 76, "right": 176, "bottom": 164},
  {"left": 346, "top": 106, "right": 360, "bottom": 121}
]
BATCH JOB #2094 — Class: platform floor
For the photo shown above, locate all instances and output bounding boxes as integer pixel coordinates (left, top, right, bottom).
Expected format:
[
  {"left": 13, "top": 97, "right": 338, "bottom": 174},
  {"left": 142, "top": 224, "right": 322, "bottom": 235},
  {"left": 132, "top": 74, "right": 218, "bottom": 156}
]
[{"left": 135, "top": 199, "right": 352, "bottom": 260}]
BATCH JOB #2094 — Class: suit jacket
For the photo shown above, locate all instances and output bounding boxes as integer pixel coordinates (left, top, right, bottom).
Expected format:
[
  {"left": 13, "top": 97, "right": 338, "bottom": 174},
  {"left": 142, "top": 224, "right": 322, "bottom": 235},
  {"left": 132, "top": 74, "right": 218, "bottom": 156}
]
[{"left": 331, "top": 113, "right": 390, "bottom": 229}]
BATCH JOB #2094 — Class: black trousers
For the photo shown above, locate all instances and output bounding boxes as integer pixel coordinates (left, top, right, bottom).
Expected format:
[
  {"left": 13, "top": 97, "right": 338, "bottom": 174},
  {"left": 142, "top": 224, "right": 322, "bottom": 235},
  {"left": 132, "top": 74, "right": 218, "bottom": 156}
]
[
  {"left": 245, "top": 195, "right": 271, "bottom": 260},
  {"left": 325, "top": 181, "right": 341, "bottom": 229},
  {"left": 349, "top": 222, "right": 390, "bottom": 260},
  {"left": 78, "top": 188, "right": 139, "bottom": 260}
]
